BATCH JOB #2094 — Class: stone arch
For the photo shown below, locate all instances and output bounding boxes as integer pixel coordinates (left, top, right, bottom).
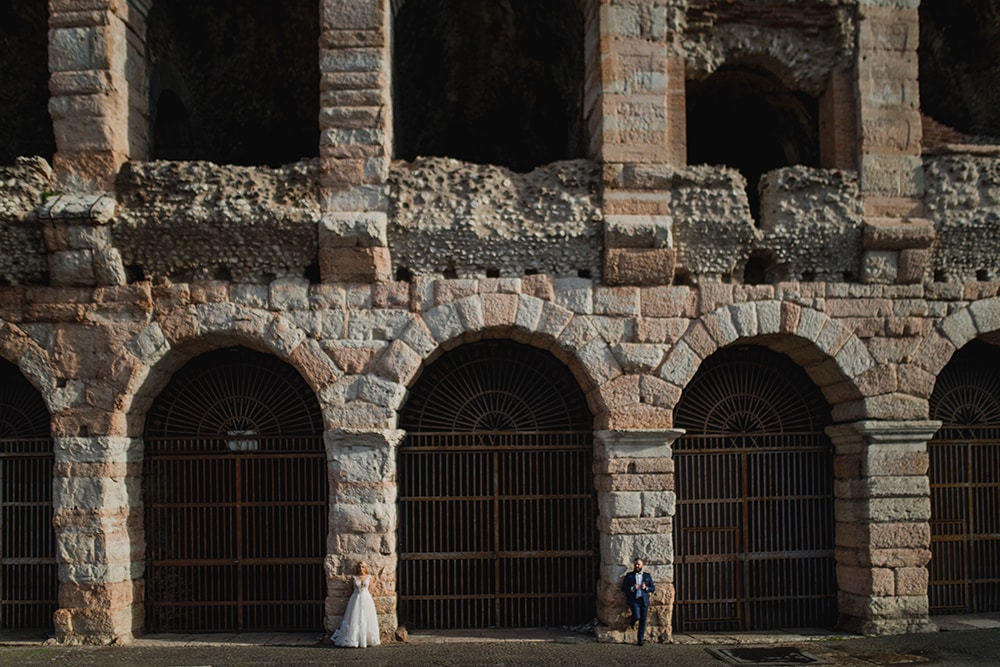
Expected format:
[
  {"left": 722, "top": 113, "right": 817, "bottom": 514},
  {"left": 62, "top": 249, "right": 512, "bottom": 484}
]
[
  {"left": 914, "top": 296, "right": 1000, "bottom": 401},
  {"left": 363, "top": 295, "right": 622, "bottom": 429},
  {"left": 120, "top": 305, "right": 340, "bottom": 437},
  {"left": 662, "top": 301, "right": 872, "bottom": 421},
  {"left": 0, "top": 320, "right": 69, "bottom": 417}
]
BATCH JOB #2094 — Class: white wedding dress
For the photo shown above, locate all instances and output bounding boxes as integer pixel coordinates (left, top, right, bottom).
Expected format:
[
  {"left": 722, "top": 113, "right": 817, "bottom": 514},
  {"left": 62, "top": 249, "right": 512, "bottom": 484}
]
[{"left": 332, "top": 575, "right": 381, "bottom": 648}]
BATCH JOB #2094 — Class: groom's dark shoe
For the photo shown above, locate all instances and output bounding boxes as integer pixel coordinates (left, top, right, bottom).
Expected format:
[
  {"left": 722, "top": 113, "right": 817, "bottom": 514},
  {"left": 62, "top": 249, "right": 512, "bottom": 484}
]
[{"left": 629, "top": 618, "right": 637, "bottom": 629}]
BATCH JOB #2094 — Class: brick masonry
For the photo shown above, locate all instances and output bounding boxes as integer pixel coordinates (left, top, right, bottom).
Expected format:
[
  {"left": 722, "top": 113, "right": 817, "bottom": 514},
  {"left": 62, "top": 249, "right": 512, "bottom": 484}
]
[{"left": 0, "top": 0, "right": 998, "bottom": 648}]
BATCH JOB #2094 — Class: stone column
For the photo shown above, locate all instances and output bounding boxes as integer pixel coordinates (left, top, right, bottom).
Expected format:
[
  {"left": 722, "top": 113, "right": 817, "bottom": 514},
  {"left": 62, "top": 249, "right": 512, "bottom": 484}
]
[
  {"left": 826, "top": 420, "right": 941, "bottom": 635},
  {"left": 594, "top": 428, "right": 683, "bottom": 644},
  {"left": 594, "top": 1, "right": 684, "bottom": 286},
  {"left": 317, "top": 0, "right": 392, "bottom": 283},
  {"left": 324, "top": 428, "right": 403, "bottom": 640},
  {"left": 52, "top": 435, "right": 143, "bottom": 644},
  {"left": 855, "top": 0, "right": 934, "bottom": 284},
  {"left": 49, "top": 0, "right": 147, "bottom": 190}
]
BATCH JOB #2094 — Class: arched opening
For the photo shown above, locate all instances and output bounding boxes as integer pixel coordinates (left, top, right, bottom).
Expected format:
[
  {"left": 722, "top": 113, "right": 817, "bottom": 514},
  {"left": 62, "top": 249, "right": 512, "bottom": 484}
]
[
  {"left": 397, "top": 340, "right": 596, "bottom": 629},
  {"left": 928, "top": 338, "right": 1000, "bottom": 614},
  {"left": 0, "top": 0, "right": 54, "bottom": 165},
  {"left": 672, "top": 345, "right": 836, "bottom": 632},
  {"left": 144, "top": 0, "right": 319, "bottom": 166},
  {"left": 920, "top": 0, "right": 1000, "bottom": 139},
  {"left": 686, "top": 66, "right": 819, "bottom": 223},
  {"left": 0, "top": 360, "right": 55, "bottom": 630},
  {"left": 143, "top": 347, "right": 326, "bottom": 632},
  {"left": 392, "top": 0, "right": 586, "bottom": 172}
]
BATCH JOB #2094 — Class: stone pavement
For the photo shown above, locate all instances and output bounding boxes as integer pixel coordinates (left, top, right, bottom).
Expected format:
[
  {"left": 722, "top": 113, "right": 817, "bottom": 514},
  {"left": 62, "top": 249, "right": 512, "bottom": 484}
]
[{"left": 0, "top": 615, "right": 998, "bottom": 666}]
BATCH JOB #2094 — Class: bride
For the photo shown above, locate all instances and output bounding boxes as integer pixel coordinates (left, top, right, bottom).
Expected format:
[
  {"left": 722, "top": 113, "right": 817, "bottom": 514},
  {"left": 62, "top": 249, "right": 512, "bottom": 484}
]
[{"left": 332, "top": 561, "right": 381, "bottom": 648}]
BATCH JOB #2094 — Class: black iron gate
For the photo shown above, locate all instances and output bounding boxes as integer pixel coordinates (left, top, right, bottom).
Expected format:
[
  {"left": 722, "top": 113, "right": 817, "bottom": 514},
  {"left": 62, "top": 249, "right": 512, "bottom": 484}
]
[
  {"left": 672, "top": 346, "right": 836, "bottom": 632},
  {"left": 398, "top": 341, "right": 597, "bottom": 629},
  {"left": 928, "top": 340, "right": 1000, "bottom": 614},
  {"left": 144, "top": 347, "right": 327, "bottom": 632},
  {"left": 0, "top": 365, "right": 55, "bottom": 630}
]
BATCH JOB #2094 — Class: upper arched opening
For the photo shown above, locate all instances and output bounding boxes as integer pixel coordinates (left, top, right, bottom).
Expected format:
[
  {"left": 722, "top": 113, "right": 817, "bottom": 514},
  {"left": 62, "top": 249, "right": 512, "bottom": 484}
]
[
  {"left": 920, "top": 0, "right": 1000, "bottom": 139},
  {"left": 686, "top": 64, "right": 819, "bottom": 222},
  {"left": 0, "top": 1, "right": 54, "bottom": 165},
  {"left": 145, "top": 0, "right": 319, "bottom": 166},
  {"left": 392, "top": 0, "right": 586, "bottom": 173}
]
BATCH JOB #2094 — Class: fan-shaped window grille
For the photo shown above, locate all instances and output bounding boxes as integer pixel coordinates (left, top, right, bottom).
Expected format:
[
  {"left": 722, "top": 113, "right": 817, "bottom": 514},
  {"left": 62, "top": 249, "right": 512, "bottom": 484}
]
[
  {"left": 401, "top": 341, "right": 591, "bottom": 433},
  {"left": 0, "top": 361, "right": 55, "bottom": 630},
  {"left": 144, "top": 347, "right": 325, "bottom": 632},
  {"left": 398, "top": 341, "right": 596, "bottom": 629},
  {"left": 928, "top": 339, "right": 1000, "bottom": 614},
  {"left": 674, "top": 346, "right": 829, "bottom": 438},
  {"left": 672, "top": 346, "right": 835, "bottom": 632}
]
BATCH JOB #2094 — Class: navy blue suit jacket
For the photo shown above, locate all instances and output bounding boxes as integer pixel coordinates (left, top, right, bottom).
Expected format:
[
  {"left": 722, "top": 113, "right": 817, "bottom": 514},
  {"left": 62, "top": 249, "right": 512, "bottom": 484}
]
[{"left": 621, "top": 570, "right": 655, "bottom": 607}]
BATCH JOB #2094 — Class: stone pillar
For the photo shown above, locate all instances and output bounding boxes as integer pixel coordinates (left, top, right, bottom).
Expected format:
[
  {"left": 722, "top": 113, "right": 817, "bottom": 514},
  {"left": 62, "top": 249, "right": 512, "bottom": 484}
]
[
  {"left": 594, "top": 428, "right": 683, "bottom": 644},
  {"left": 324, "top": 428, "right": 403, "bottom": 640},
  {"left": 855, "top": 1, "right": 933, "bottom": 284},
  {"left": 594, "top": 1, "right": 684, "bottom": 286},
  {"left": 826, "top": 420, "right": 941, "bottom": 635},
  {"left": 52, "top": 435, "right": 143, "bottom": 645},
  {"left": 40, "top": 193, "right": 127, "bottom": 287},
  {"left": 318, "top": 0, "right": 392, "bottom": 283},
  {"left": 49, "top": 0, "right": 146, "bottom": 190}
]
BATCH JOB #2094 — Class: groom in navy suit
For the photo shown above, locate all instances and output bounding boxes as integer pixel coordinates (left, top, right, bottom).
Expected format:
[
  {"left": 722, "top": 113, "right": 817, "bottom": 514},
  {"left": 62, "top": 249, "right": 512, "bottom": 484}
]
[{"left": 621, "top": 557, "right": 655, "bottom": 646}]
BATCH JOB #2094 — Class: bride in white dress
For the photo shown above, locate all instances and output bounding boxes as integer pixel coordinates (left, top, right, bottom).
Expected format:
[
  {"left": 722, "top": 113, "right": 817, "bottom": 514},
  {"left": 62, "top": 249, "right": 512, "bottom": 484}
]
[{"left": 332, "top": 561, "right": 381, "bottom": 648}]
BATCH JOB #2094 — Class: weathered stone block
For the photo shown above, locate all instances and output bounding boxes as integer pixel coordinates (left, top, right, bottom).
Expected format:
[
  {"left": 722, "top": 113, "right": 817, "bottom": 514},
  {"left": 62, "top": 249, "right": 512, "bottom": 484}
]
[{"left": 604, "top": 248, "right": 676, "bottom": 286}]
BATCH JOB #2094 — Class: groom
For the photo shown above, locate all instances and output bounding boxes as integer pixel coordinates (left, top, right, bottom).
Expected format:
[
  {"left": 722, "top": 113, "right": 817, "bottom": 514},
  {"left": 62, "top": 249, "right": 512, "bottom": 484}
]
[{"left": 621, "top": 557, "right": 655, "bottom": 646}]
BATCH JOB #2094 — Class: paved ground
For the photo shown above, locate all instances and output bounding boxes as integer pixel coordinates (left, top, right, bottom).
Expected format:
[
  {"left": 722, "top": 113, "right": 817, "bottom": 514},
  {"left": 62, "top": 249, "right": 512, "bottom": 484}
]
[{"left": 0, "top": 615, "right": 998, "bottom": 666}]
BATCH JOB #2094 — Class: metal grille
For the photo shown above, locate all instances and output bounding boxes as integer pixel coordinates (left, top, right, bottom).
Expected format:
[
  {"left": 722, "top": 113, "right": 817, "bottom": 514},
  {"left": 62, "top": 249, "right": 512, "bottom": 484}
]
[
  {"left": 0, "top": 364, "right": 56, "bottom": 630},
  {"left": 673, "top": 347, "right": 836, "bottom": 632},
  {"left": 929, "top": 340, "right": 1000, "bottom": 614},
  {"left": 398, "top": 341, "right": 596, "bottom": 629},
  {"left": 144, "top": 347, "right": 326, "bottom": 632}
]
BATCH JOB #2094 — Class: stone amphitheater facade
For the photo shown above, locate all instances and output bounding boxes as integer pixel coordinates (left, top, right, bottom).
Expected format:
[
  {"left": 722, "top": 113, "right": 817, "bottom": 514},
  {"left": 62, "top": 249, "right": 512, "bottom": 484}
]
[{"left": 1, "top": 0, "right": 999, "bottom": 647}]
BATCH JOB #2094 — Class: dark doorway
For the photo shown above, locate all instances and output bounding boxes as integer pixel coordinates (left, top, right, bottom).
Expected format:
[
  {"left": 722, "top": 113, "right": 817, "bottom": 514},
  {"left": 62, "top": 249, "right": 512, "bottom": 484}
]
[
  {"left": 928, "top": 339, "right": 1000, "bottom": 614},
  {"left": 143, "top": 347, "right": 327, "bottom": 632},
  {"left": 393, "top": 0, "right": 586, "bottom": 172},
  {"left": 397, "top": 340, "right": 596, "bottom": 629},
  {"left": 672, "top": 346, "right": 836, "bottom": 632},
  {"left": 0, "top": 360, "right": 55, "bottom": 630}
]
